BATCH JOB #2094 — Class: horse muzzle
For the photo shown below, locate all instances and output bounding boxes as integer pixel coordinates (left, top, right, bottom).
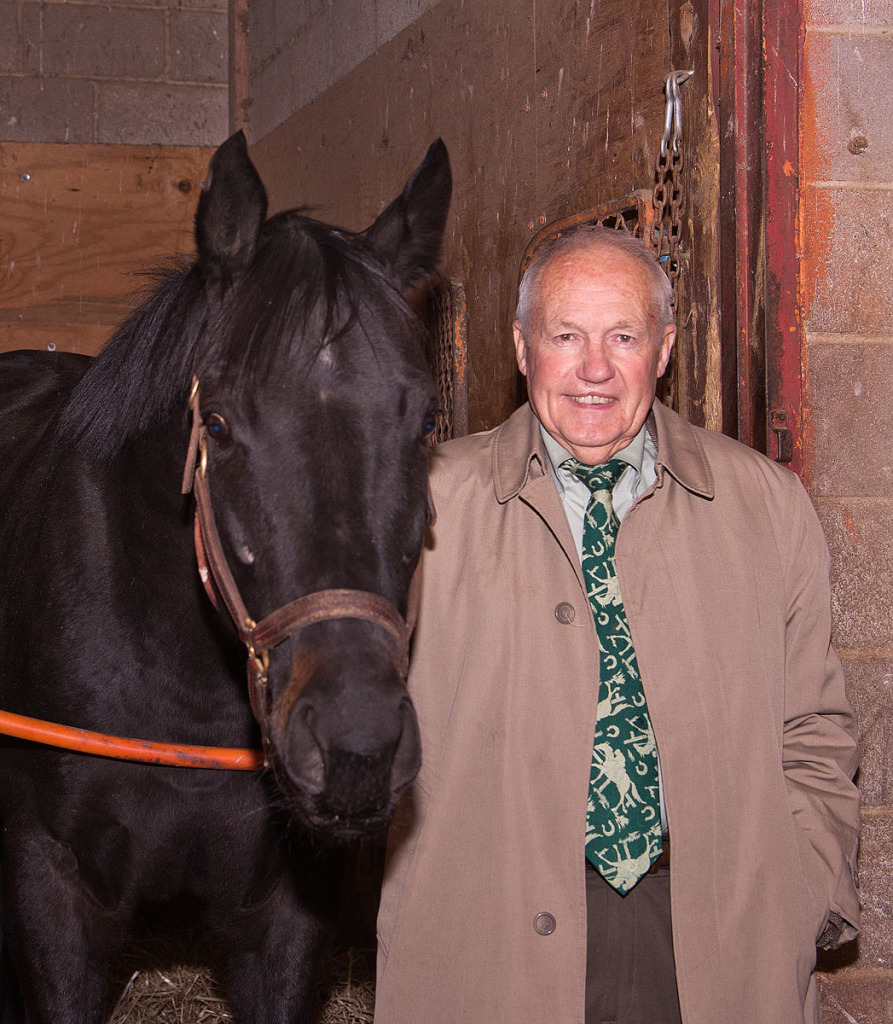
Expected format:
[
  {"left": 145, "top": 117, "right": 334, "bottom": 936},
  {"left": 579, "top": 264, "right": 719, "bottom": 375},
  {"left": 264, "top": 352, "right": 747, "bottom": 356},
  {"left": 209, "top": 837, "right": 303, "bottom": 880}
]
[{"left": 265, "top": 644, "right": 421, "bottom": 837}]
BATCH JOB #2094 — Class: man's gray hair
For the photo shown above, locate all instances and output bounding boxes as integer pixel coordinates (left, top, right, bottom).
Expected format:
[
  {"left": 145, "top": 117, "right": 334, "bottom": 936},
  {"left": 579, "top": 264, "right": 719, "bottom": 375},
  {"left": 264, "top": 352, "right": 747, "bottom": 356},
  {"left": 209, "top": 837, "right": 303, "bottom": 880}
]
[{"left": 514, "top": 225, "right": 674, "bottom": 338}]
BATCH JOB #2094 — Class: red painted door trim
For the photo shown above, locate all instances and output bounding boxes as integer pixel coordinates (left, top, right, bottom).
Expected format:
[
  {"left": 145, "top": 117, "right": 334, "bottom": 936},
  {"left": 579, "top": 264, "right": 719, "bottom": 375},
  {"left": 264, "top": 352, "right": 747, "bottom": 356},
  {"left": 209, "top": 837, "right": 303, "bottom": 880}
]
[
  {"left": 762, "top": 0, "right": 803, "bottom": 474},
  {"left": 714, "top": 0, "right": 803, "bottom": 474}
]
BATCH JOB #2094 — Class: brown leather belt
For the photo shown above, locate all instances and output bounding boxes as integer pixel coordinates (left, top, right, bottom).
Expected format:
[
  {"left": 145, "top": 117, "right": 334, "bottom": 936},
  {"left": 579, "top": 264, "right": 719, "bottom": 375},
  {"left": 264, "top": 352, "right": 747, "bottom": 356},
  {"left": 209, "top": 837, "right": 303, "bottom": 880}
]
[{"left": 648, "top": 836, "right": 671, "bottom": 873}]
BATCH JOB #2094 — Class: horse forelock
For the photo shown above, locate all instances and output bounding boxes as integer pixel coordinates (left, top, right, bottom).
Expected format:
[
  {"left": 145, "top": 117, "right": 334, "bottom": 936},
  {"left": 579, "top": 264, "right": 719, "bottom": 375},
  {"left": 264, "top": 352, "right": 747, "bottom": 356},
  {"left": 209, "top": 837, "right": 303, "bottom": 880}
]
[
  {"left": 197, "top": 214, "right": 424, "bottom": 403},
  {"left": 53, "top": 212, "right": 420, "bottom": 462}
]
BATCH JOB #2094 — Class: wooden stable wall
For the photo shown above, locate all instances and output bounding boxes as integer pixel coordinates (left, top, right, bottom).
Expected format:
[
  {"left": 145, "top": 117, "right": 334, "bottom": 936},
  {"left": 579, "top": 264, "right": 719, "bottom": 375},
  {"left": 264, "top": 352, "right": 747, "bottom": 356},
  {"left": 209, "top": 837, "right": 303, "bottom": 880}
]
[
  {"left": 248, "top": 0, "right": 709, "bottom": 434},
  {"left": 0, "top": 143, "right": 214, "bottom": 357}
]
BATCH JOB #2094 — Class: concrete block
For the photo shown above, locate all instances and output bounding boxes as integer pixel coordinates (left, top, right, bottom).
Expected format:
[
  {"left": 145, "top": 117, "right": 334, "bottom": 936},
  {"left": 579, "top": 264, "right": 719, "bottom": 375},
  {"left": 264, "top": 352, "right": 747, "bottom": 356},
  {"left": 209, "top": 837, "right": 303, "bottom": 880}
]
[
  {"left": 0, "top": 3, "right": 17, "bottom": 72},
  {"left": 97, "top": 82, "right": 227, "bottom": 146},
  {"left": 804, "top": 31, "right": 893, "bottom": 183},
  {"left": 250, "top": 17, "right": 334, "bottom": 141},
  {"left": 376, "top": 0, "right": 440, "bottom": 47},
  {"left": 805, "top": 339, "right": 893, "bottom": 498},
  {"left": 248, "top": 0, "right": 321, "bottom": 76},
  {"left": 249, "top": 0, "right": 437, "bottom": 139},
  {"left": 802, "top": 188, "right": 893, "bottom": 333},
  {"left": 854, "top": 813, "right": 893, "bottom": 968},
  {"left": 815, "top": 499, "right": 893, "bottom": 651},
  {"left": 805, "top": 0, "right": 893, "bottom": 26},
  {"left": 0, "top": 76, "right": 94, "bottom": 143},
  {"left": 250, "top": 57, "right": 298, "bottom": 144},
  {"left": 22, "top": 4, "right": 164, "bottom": 79},
  {"left": 820, "top": 970, "right": 893, "bottom": 1023},
  {"left": 290, "top": 11, "right": 335, "bottom": 106},
  {"left": 842, "top": 657, "right": 893, "bottom": 806},
  {"left": 330, "top": 0, "right": 376, "bottom": 83},
  {"left": 169, "top": 10, "right": 227, "bottom": 84}
]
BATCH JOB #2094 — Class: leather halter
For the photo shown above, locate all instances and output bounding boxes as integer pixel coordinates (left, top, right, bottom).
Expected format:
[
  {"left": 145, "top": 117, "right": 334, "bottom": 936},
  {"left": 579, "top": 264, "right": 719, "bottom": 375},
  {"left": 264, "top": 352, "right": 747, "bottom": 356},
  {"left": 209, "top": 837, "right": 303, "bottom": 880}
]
[
  {"left": 0, "top": 378, "right": 422, "bottom": 771},
  {"left": 180, "top": 376, "right": 419, "bottom": 766}
]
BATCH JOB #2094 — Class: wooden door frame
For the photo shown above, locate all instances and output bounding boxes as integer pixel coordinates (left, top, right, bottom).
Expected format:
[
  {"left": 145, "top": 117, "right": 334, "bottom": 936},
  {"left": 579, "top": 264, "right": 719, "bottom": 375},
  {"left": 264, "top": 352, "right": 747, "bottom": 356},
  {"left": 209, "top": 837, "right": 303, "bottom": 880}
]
[{"left": 710, "top": 0, "right": 803, "bottom": 472}]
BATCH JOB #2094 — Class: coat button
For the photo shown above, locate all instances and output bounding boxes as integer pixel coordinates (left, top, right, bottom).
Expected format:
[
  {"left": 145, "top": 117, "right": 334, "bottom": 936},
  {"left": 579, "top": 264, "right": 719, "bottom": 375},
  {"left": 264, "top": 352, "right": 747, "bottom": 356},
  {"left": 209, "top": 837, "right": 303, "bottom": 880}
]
[
  {"left": 554, "top": 602, "right": 575, "bottom": 624},
  {"left": 533, "top": 912, "right": 556, "bottom": 935}
]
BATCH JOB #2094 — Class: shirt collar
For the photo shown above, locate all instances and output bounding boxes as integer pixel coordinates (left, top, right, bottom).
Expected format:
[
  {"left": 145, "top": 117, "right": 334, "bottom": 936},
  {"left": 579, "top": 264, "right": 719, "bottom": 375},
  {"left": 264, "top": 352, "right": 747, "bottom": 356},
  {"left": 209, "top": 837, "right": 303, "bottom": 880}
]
[{"left": 539, "top": 422, "right": 647, "bottom": 494}]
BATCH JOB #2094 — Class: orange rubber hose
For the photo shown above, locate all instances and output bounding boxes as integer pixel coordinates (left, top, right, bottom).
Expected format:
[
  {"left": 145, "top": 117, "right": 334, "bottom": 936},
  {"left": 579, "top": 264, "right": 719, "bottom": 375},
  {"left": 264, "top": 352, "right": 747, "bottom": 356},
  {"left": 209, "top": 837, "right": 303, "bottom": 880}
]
[{"left": 0, "top": 709, "right": 264, "bottom": 770}]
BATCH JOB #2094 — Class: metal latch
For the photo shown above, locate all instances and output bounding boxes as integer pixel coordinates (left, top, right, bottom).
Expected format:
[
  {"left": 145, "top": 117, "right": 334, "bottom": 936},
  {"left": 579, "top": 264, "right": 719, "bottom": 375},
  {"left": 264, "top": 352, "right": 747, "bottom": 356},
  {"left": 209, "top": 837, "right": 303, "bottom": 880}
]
[{"left": 770, "top": 409, "right": 793, "bottom": 464}]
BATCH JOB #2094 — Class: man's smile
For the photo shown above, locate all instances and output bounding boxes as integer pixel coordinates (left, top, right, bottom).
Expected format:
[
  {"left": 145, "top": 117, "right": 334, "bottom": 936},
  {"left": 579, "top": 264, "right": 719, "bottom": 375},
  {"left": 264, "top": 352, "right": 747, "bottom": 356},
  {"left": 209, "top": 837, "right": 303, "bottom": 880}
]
[{"left": 568, "top": 394, "right": 616, "bottom": 405}]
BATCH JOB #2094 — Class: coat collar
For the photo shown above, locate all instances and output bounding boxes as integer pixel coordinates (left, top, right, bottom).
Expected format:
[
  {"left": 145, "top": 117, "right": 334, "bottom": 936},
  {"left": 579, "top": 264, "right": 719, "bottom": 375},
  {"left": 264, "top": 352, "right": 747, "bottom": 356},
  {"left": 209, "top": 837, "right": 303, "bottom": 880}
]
[
  {"left": 649, "top": 399, "right": 714, "bottom": 499},
  {"left": 492, "top": 400, "right": 715, "bottom": 503}
]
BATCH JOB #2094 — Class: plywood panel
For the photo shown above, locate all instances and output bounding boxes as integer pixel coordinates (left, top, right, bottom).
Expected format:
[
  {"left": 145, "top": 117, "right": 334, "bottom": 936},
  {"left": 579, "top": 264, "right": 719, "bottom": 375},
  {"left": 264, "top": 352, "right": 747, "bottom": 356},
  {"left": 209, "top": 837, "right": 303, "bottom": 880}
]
[
  {"left": 0, "top": 321, "right": 112, "bottom": 356},
  {"left": 0, "top": 143, "right": 215, "bottom": 356},
  {"left": 249, "top": 0, "right": 674, "bottom": 432}
]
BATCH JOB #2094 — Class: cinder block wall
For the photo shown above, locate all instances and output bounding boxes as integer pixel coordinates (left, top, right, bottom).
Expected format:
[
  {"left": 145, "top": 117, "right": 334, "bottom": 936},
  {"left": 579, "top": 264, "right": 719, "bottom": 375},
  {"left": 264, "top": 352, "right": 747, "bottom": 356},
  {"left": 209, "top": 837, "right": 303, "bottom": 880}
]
[
  {"left": 803, "top": 0, "right": 893, "bottom": 1019},
  {"left": 246, "top": 0, "right": 440, "bottom": 142},
  {"left": 0, "top": 0, "right": 228, "bottom": 145}
]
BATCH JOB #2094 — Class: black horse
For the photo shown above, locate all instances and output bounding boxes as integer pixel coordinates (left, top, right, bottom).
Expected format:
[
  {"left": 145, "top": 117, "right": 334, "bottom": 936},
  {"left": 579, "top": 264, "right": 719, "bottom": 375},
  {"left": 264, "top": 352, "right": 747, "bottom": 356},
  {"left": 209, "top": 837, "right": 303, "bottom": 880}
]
[{"left": 0, "top": 132, "right": 451, "bottom": 1023}]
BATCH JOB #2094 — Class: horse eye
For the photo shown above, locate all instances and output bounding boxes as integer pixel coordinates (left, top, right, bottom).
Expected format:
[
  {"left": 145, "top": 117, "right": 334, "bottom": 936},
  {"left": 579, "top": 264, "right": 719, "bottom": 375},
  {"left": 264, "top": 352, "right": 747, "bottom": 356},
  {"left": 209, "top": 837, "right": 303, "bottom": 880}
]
[
  {"left": 422, "top": 413, "right": 438, "bottom": 439},
  {"left": 205, "top": 412, "right": 231, "bottom": 441}
]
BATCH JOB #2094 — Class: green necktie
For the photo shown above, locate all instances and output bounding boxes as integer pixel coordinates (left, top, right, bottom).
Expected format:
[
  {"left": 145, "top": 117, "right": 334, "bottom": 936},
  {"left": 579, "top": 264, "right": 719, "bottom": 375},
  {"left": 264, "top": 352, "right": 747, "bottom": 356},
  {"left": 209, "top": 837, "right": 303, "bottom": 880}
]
[{"left": 563, "top": 457, "right": 663, "bottom": 894}]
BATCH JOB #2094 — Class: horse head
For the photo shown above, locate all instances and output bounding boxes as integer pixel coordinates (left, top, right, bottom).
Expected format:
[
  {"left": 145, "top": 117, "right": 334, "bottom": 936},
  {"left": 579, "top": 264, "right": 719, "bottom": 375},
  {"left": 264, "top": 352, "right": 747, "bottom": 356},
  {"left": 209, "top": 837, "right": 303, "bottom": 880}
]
[{"left": 185, "top": 133, "right": 451, "bottom": 837}]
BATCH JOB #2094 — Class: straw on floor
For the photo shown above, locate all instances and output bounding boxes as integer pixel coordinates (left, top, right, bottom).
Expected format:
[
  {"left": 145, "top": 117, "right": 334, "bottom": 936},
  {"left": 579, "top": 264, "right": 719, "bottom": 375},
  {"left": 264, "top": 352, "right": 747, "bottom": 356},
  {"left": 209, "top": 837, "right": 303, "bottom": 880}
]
[{"left": 107, "top": 944, "right": 375, "bottom": 1023}]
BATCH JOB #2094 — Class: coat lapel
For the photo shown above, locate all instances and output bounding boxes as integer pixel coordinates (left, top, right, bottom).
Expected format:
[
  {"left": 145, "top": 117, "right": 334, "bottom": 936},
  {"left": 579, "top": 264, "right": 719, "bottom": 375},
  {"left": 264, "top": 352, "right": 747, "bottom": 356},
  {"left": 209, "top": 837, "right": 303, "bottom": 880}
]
[{"left": 492, "top": 403, "right": 585, "bottom": 590}]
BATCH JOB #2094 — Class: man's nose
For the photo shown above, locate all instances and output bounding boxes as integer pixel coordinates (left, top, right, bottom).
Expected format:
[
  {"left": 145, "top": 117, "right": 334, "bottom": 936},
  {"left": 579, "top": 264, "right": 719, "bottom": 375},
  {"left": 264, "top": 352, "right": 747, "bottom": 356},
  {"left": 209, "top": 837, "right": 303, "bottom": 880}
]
[{"left": 578, "top": 339, "right": 613, "bottom": 381}]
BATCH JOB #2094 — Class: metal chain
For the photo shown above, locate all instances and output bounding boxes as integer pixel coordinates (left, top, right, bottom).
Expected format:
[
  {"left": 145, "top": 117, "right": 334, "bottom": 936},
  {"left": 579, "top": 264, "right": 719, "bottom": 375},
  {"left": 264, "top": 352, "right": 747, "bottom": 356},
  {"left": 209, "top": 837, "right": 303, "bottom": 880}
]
[
  {"left": 431, "top": 281, "right": 455, "bottom": 444},
  {"left": 650, "top": 70, "right": 694, "bottom": 307}
]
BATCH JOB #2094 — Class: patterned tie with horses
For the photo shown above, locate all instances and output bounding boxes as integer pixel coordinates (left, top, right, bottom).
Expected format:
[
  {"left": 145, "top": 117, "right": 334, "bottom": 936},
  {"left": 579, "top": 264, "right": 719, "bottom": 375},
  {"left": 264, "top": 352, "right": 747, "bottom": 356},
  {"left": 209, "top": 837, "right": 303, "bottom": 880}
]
[{"left": 563, "top": 457, "right": 663, "bottom": 894}]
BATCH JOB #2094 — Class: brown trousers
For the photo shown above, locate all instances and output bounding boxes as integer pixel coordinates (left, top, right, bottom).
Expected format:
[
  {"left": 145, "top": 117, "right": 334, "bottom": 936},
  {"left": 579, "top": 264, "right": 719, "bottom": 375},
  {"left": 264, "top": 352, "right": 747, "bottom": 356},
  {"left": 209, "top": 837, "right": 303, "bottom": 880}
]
[{"left": 585, "top": 864, "right": 682, "bottom": 1024}]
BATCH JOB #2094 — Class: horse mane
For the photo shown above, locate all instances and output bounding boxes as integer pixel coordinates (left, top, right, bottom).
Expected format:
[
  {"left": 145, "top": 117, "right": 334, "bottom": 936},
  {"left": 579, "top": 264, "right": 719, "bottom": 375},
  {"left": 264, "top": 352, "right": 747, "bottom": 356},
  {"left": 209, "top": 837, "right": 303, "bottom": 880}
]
[{"left": 56, "top": 212, "right": 411, "bottom": 461}]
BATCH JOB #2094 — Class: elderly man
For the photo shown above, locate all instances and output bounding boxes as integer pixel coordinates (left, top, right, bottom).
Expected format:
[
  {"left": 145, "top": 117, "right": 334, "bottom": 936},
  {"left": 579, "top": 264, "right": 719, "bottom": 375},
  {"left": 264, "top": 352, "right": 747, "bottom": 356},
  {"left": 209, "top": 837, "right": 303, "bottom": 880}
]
[{"left": 374, "top": 227, "right": 860, "bottom": 1024}]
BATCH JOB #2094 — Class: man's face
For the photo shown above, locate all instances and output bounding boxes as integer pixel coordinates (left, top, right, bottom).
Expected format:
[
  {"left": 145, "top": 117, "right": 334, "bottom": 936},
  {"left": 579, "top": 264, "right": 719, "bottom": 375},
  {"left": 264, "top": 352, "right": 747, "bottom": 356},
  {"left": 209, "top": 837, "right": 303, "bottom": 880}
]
[{"left": 513, "top": 246, "right": 676, "bottom": 466}]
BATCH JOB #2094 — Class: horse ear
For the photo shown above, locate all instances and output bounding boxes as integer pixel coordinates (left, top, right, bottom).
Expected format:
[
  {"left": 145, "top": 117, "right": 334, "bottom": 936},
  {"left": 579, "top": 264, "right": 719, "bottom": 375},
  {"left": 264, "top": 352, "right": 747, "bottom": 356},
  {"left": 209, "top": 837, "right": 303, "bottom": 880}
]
[
  {"left": 195, "top": 131, "right": 268, "bottom": 277},
  {"left": 364, "top": 139, "right": 452, "bottom": 291}
]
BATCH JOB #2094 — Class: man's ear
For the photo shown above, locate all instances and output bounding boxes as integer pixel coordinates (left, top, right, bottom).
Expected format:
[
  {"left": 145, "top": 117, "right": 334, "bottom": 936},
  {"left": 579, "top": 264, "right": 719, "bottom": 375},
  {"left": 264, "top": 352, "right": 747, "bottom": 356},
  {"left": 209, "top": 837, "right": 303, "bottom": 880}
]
[
  {"left": 657, "top": 324, "right": 676, "bottom": 377},
  {"left": 513, "top": 321, "right": 529, "bottom": 376}
]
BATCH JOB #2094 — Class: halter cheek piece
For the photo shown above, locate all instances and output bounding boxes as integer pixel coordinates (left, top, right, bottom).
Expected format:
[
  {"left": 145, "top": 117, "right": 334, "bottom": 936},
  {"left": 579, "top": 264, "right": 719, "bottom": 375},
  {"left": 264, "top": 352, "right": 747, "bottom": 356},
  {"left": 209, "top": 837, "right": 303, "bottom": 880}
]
[
  {"left": 181, "top": 376, "right": 424, "bottom": 766},
  {"left": 0, "top": 378, "right": 426, "bottom": 771}
]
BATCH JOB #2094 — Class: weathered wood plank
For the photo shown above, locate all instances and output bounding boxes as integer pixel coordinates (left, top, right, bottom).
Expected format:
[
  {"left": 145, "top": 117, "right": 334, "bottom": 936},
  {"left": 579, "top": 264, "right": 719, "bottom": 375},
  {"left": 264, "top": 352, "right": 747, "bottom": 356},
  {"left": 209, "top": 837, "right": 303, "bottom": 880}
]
[
  {"left": 0, "top": 322, "right": 112, "bottom": 356},
  {"left": 0, "top": 143, "right": 214, "bottom": 356}
]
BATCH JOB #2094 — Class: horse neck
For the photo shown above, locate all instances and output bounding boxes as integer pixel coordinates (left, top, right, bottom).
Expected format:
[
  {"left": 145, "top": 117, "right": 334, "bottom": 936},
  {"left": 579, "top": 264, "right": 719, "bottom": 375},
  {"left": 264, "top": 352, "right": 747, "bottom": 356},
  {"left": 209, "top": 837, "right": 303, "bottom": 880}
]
[{"left": 2, "top": 420, "right": 252, "bottom": 736}]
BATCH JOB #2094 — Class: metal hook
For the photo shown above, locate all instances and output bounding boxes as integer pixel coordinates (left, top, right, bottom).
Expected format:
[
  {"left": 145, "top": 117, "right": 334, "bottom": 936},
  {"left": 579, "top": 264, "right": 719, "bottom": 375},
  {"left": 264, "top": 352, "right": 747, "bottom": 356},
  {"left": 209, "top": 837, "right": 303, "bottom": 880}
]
[
  {"left": 661, "top": 87, "right": 675, "bottom": 158},
  {"left": 660, "top": 70, "right": 695, "bottom": 157}
]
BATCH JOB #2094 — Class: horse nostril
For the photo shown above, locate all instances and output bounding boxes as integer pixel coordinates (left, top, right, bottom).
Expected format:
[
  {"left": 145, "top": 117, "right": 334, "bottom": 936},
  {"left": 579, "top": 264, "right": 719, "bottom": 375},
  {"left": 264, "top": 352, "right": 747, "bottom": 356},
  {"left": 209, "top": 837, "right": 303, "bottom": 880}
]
[
  {"left": 285, "top": 701, "right": 325, "bottom": 794},
  {"left": 390, "top": 698, "right": 421, "bottom": 797}
]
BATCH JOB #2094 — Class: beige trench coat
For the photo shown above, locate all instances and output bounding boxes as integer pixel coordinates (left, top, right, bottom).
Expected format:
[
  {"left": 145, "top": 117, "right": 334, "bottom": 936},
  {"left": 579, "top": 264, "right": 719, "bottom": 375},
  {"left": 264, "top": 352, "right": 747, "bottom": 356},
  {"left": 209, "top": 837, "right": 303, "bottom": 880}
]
[{"left": 375, "top": 401, "right": 860, "bottom": 1024}]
